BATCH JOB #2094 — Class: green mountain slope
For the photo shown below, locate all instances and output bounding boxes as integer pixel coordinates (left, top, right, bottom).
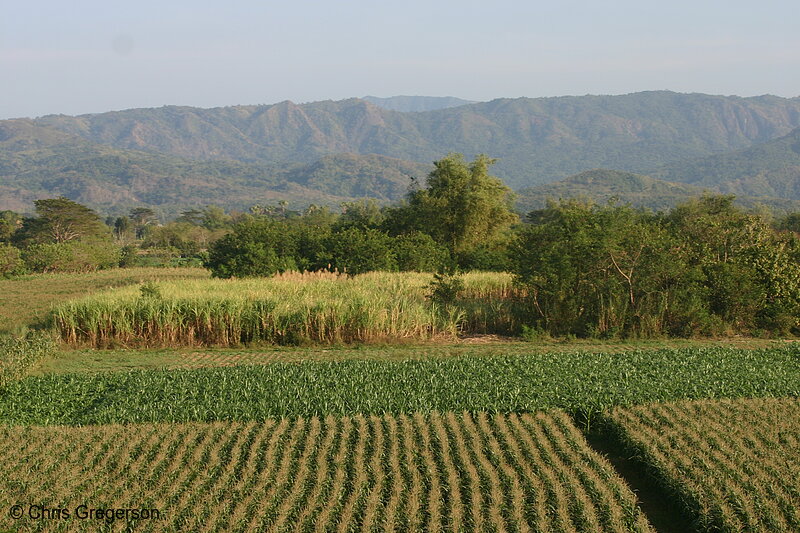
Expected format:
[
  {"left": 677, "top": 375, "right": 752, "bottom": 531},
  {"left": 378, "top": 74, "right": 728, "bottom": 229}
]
[
  {"left": 515, "top": 169, "right": 800, "bottom": 214},
  {"left": 654, "top": 127, "right": 800, "bottom": 200},
  {"left": 31, "top": 92, "right": 800, "bottom": 189},
  {"left": 282, "top": 153, "right": 431, "bottom": 200},
  {"left": 0, "top": 120, "right": 428, "bottom": 215}
]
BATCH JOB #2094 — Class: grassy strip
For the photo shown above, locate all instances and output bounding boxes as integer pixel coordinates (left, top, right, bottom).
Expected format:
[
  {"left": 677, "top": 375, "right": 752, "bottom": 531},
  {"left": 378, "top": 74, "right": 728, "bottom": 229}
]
[
  {"left": 0, "top": 267, "right": 209, "bottom": 334},
  {"left": 30, "top": 338, "right": 783, "bottom": 376},
  {"left": 600, "top": 398, "right": 800, "bottom": 533},
  {"left": 1, "top": 346, "right": 798, "bottom": 425}
]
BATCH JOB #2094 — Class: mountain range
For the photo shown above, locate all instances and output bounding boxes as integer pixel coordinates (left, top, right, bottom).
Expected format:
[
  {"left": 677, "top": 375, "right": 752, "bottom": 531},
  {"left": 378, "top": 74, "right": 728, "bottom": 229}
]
[{"left": 2, "top": 91, "right": 800, "bottom": 217}]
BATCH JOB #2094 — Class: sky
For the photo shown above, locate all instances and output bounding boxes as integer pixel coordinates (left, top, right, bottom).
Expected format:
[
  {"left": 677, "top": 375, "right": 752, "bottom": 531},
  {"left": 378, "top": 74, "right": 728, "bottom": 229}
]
[{"left": 2, "top": 0, "right": 799, "bottom": 119}]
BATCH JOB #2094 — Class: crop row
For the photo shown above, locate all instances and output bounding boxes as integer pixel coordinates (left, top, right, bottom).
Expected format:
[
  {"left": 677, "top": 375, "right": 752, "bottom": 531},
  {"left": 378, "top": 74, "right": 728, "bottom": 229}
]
[
  {"left": 0, "top": 411, "right": 653, "bottom": 533},
  {"left": 0, "top": 332, "right": 54, "bottom": 389},
  {"left": 1, "top": 346, "right": 798, "bottom": 425},
  {"left": 604, "top": 398, "right": 800, "bottom": 532},
  {"left": 50, "top": 271, "right": 524, "bottom": 347}
]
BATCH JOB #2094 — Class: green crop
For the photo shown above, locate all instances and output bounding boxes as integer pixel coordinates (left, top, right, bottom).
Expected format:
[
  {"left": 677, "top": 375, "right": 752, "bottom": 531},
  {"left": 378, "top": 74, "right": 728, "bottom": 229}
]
[
  {"left": 1, "top": 346, "right": 797, "bottom": 425},
  {"left": 0, "top": 332, "right": 55, "bottom": 389},
  {"left": 604, "top": 398, "right": 800, "bottom": 532},
  {"left": 0, "top": 411, "right": 654, "bottom": 532}
]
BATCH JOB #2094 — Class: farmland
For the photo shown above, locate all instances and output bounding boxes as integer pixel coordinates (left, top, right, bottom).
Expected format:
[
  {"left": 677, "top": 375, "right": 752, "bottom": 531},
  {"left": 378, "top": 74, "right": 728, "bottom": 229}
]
[
  {"left": 51, "top": 271, "right": 521, "bottom": 347},
  {"left": 604, "top": 398, "right": 800, "bottom": 532},
  {"left": 0, "top": 267, "right": 210, "bottom": 335},
  {"left": 1, "top": 345, "right": 798, "bottom": 425},
  {"left": 1, "top": 268, "right": 799, "bottom": 532},
  {"left": 0, "top": 411, "right": 654, "bottom": 533}
]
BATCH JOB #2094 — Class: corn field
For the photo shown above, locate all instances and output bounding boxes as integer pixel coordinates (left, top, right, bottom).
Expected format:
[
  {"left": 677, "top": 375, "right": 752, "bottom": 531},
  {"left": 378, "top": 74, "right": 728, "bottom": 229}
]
[
  {"left": 605, "top": 398, "right": 800, "bottom": 532},
  {"left": 0, "top": 411, "right": 653, "bottom": 533},
  {"left": 51, "top": 272, "right": 524, "bottom": 347}
]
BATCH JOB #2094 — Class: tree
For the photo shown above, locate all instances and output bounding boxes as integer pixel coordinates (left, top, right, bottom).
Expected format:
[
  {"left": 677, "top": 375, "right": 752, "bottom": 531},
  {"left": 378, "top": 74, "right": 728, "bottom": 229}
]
[
  {"left": 205, "top": 219, "right": 304, "bottom": 278},
  {"left": 392, "top": 232, "right": 450, "bottom": 272},
  {"left": 336, "top": 200, "right": 385, "bottom": 231},
  {"left": 21, "top": 240, "right": 120, "bottom": 273},
  {"left": 776, "top": 212, "right": 800, "bottom": 234},
  {"left": 129, "top": 207, "right": 159, "bottom": 238},
  {"left": 669, "top": 196, "right": 800, "bottom": 333},
  {"left": 0, "top": 244, "right": 25, "bottom": 277},
  {"left": 113, "top": 216, "right": 134, "bottom": 242},
  {"left": 513, "top": 200, "right": 686, "bottom": 337},
  {"left": 0, "top": 211, "right": 21, "bottom": 243},
  {"left": 405, "top": 153, "right": 518, "bottom": 256},
  {"left": 322, "top": 228, "right": 397, "bottom": 275},
  {"left": 14, "top": 197, "right": 111, "bottom": 246},
  {"left": 177, "top": 205, "right": 232, "bottom": 230}
]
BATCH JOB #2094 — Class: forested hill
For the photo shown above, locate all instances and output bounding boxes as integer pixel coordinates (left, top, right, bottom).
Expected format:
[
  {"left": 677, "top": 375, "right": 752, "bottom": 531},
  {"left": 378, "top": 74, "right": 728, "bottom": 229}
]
[
  {"left": 653, "top": 127, "right": 800, "bottom": 200},
  {"left": 0, "top": 119, "right": 430, "bottom": 216},
  {"left": 515, "top": 169, "right": 800, "bottom": 213},
  {"left": 30, "top": 92, "right": 800, "bottom": 189}
]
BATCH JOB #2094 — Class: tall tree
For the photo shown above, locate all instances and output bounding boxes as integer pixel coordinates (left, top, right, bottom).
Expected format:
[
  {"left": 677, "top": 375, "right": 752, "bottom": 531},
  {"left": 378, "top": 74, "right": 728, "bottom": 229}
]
[
  {"left": 129, "top": 207, "right": 159, "bottom": 238},
  {"left": 15, "top": 197, "right": 110, "bottom": 245},
  {"left": 406, "top": 153, "right": 518, "bottom": 255}
]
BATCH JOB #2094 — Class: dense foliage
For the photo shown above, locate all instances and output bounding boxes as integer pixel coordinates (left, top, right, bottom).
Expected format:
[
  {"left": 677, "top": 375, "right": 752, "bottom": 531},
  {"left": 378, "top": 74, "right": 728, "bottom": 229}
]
[
  {"left": 513, "top": 197, "right": 800, "bottom": 337},
  {"left": 205, "top": 154, "right": 516, "bottom": 277},
  {"left": 6, "top": 197, "right": 120, "bottom": 273}
]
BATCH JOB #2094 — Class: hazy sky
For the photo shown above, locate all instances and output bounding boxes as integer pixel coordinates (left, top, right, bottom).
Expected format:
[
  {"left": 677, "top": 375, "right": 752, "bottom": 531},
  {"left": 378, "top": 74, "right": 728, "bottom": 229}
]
[{"left": 2, "top": 0, "right": 798, "bottom": 119}]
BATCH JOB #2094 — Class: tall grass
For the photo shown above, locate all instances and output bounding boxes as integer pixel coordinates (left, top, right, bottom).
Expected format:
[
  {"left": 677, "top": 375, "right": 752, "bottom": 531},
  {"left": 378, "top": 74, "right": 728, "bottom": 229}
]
[{"left": 52, "top": 272, "right": 520, "bottom": 347}]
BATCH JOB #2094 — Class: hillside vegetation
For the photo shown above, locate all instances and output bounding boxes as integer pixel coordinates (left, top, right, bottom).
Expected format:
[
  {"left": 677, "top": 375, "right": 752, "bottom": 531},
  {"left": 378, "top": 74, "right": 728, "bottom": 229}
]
[
  {"left": 0, "top": 120, "right": 429, "bottom": 215},
  {"left": 29, "top": 92, "right": 800, "bottom": 189},
  {"left": 5, "top": 92, "right": 800, "bottom": 214},
  {"left": 516, "top": 169, "right": 800, "bottom": 212},
  {"left": 655, "top": 126, "right": 800, "bottom": 200}
]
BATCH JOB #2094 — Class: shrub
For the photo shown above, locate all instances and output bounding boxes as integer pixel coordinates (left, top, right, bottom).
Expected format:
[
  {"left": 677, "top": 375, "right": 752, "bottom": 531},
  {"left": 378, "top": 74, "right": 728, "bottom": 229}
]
[
  {"left": 22, "top": 240, "right": 120, "bottom": 273},
  {"left": 0, "top": 244, "right": 26, "bottom": 278},
  {"left": 393, "top": 232, "right": 450, "bottom": 272},
  {"left": 323, "top": 228, "right": 397, "bottom": 275}
]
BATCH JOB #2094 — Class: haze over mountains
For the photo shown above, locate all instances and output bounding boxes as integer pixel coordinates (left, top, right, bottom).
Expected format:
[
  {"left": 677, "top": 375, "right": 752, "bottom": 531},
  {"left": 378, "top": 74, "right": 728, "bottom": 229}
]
[
  {"left": 2, "top": 92, "right": 800, "bottom": 216},
  {"left": 362, "top": 96, "right": 477, "bottom": 112}
]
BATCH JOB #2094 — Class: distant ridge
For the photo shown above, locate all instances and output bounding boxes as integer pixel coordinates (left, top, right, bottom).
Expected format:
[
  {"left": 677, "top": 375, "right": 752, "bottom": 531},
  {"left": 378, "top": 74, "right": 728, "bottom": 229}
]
[
  {"left": 515, "top": 169, "right": 800, "bottom": 213},
  {"left": 0, "top": 119, "right": 429, "bottom": 216},
  {"left": 362, "top": 95, "right": 476, "bottom": 112}
]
